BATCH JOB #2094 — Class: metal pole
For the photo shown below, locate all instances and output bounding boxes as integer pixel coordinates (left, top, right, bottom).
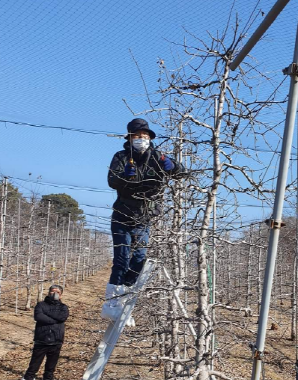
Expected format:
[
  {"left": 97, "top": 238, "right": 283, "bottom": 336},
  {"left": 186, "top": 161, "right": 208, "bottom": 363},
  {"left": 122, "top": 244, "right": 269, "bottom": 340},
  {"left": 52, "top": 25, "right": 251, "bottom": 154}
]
[
  {"left": 296, "top": 68, "right": 298, "bottom": 380},
  {"left": 251, "top": 23, "right": 298, "bottom": 380},
  {"left": 230, "top": 0, "right": 290, "bottom": 71}
]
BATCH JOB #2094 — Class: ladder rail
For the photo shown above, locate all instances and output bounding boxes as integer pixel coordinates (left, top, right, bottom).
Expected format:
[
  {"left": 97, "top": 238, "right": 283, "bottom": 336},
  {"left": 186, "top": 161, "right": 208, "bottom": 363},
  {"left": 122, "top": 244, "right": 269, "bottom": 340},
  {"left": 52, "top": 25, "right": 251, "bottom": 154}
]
[{"left": 82, "top": 259, "right": 156, "bottom": 380}]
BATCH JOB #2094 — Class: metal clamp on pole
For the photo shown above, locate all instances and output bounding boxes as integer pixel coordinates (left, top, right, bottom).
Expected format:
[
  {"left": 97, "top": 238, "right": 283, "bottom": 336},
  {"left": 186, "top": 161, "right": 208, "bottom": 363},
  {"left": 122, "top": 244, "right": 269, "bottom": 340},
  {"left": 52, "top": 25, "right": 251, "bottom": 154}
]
[
  {"left": 249, "top": 343, "right": 263, "bottom": 360},
  {"left": 249, "top": 342, "right": 265, "bottom": 364},
  {"left": 264, "top": 218, "right": 286, "bottom": 229},
  {"left": 254, "top": 349, "right": 264, "bottom": 360},
  {"left": 283, "top": 63, "right": 298, "bottom": 76}
]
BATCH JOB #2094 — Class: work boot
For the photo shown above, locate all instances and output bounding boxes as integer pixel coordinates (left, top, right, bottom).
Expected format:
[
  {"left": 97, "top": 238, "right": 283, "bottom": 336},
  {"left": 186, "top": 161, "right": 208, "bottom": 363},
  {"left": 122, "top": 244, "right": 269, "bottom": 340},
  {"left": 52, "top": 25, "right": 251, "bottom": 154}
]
[
  {"left": 126, "top": 315, "right": 136, "bottom": 327},
  {"left": 101, "top": 284, "right": 136, "bottom": 326},
  {"left": 101, "top": 284, "right": 128, "bottom": 321}
]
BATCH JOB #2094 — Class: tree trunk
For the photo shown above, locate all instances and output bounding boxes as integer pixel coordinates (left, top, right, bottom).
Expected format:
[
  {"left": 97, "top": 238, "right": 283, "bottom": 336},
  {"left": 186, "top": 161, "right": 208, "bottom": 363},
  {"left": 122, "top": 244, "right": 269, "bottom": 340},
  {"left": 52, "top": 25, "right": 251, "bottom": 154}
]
[
  {"left": 291, "top": 255, "right": 297, "bottom": 340},
  {"left": 25, "top": 201, "right": 36, "bottom": 310},
  {"left": 38, "top": 200, "right": 51, "bottom": 302},
  {"left": 62, "top": 213, "right": 71, "bottom": 288},
  {"left": 0, "top": 178, "right": 8, "bottom": 310},
  {"left": 195, "top": 60, "right": 230, "bottom": 380},
  {"left": 15, "top": 198, "right": 21, "bottom": 315}
]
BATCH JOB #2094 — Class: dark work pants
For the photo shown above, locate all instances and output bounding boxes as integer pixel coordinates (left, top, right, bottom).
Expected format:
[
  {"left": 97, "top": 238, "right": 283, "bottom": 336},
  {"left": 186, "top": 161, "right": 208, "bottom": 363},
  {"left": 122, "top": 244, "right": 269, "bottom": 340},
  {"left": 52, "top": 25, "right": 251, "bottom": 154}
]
[
  {"left": 24, "top": 344, "right": 62, "bottom": 380},
  {"left": 110, "top": 220, "right": 149, "bottom": 285}
]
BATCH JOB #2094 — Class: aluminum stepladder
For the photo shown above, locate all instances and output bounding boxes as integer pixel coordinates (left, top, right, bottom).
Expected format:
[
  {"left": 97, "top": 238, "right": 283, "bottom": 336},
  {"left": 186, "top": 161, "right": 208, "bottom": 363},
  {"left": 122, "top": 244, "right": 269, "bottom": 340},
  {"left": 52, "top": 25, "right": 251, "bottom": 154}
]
[{"left": 82, "top": 258, "right": 156, "bottom": 380}]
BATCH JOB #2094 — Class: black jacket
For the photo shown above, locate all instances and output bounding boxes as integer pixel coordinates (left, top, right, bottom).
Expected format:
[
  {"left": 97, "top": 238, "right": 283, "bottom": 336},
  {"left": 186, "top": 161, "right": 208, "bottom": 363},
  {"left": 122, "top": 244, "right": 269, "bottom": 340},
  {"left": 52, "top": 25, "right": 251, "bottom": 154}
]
[
  {"left": 33, "top": 296, "right": 69, "bottom": 345},
  {"left": 108, "top": 142, "right": 184, "bottom": 223}
]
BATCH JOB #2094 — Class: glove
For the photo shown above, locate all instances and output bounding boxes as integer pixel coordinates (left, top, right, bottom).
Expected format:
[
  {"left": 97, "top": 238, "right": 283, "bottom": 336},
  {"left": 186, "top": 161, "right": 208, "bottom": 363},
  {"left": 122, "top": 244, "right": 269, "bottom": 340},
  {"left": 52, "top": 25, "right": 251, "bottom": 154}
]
[
  {"left": 160, "top": 155, "right": 175, "bottom": 171},
  {"left": 124, "top": 163, "right": 136, "bottom": 177}
]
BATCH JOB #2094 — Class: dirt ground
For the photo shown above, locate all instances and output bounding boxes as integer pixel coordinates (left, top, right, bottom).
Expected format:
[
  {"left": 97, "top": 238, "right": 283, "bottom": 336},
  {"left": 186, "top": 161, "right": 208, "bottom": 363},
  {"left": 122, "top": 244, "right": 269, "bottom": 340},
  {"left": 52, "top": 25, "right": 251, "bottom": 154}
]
[
  {"left": 0, "top": 266, "right": 296, "bottom": 380},
  {"left": 0, "top": 265, "right": 163, "bottom": 380}
]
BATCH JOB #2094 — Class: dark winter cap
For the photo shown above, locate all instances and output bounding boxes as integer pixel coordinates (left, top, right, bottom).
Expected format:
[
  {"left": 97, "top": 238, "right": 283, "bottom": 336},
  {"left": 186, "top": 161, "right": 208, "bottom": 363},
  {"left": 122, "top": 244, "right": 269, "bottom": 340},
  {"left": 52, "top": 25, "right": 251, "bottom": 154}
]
[
  {"left": 125, "top": 118, "right": 156, "bottom": 140},
  {"left": 49, "top": 284, "right": 63, "bottom": 294}
]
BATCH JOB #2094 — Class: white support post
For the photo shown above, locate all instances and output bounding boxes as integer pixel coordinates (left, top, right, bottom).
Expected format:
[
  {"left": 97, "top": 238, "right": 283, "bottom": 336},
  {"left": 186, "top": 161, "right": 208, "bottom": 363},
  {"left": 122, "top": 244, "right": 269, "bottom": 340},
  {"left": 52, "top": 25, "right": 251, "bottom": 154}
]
[{"left": 251, "top": 24, "right": 298, "bottom": 380}]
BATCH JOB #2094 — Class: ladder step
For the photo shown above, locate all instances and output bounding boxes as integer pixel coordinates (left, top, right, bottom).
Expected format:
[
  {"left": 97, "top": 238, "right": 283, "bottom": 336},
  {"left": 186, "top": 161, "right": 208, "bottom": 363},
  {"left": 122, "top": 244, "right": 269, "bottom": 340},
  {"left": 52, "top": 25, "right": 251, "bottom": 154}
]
[{"left": 82, "top": 259, "right": 156, "bottom": 380}]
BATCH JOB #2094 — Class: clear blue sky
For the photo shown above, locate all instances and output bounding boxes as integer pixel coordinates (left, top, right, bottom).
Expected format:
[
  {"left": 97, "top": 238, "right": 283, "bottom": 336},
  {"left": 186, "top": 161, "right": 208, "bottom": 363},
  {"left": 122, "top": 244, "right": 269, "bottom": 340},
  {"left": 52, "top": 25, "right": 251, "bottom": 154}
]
[{"left": 0, "top": 0, "right": 297, "bottom": 232}]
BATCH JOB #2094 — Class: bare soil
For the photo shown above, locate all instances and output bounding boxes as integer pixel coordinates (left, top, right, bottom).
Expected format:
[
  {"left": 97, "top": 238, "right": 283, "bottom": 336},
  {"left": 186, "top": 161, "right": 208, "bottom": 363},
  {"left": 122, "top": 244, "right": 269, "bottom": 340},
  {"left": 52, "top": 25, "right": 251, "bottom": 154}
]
[
  {"left": 0, "top": 267, "right": 296, "bottom": 380},
  {"left": 0, "top": 265, "right": 162, "bottom": 380}
]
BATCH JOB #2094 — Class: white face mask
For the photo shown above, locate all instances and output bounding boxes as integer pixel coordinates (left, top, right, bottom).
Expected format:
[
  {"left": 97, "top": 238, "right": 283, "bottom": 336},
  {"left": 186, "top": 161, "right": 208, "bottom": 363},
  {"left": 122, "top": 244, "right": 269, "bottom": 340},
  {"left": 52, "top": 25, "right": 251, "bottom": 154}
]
[{"left": 132, "top": 138, "right": 150, "bottom": 152}]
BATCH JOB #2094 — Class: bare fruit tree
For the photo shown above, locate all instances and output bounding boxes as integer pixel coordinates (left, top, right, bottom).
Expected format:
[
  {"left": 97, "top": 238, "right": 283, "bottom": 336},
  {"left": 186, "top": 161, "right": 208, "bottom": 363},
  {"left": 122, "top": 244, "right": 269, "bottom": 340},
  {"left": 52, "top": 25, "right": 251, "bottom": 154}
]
[{"left": 124, "top": 11, "right": 293, "bottom": 379}]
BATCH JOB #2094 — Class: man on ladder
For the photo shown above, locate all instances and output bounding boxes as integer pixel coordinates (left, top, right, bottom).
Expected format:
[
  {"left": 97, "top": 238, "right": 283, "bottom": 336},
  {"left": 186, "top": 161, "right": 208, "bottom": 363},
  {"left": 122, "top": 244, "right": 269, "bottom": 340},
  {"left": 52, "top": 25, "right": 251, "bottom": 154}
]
[{"left": 101, "top": 118, "right": 184, "bottom": 323}]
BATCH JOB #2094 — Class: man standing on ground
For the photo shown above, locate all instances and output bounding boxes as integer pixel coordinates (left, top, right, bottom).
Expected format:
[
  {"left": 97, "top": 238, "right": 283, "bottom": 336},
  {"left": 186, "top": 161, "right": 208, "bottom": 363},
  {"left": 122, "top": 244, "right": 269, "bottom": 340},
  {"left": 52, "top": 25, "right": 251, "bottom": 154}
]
[{"left": 22, "top": 284, "right": 69, "bottom": 380}]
